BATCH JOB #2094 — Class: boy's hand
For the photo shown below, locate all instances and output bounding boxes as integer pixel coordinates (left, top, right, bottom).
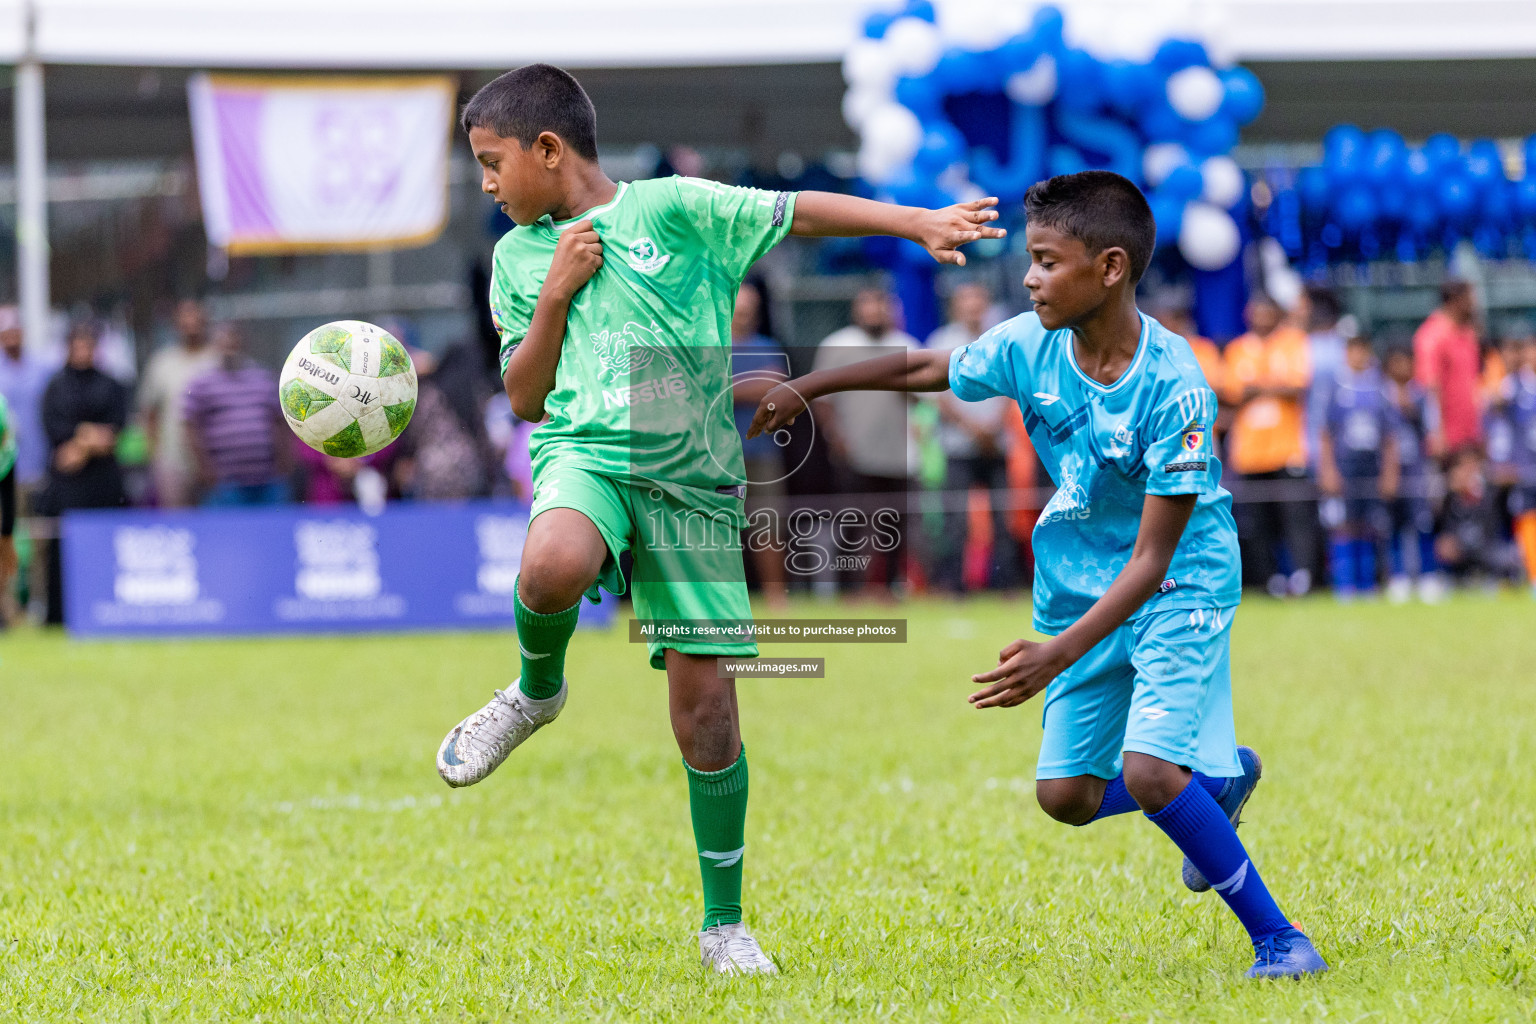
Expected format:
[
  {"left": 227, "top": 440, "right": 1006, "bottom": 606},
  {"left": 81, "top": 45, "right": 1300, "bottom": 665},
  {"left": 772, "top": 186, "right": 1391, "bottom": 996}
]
[
  {"left": 746, "top": 381, "right": 810, "bottom": 439},
  {"left": 914, "top": 198, "right": 1006, "bottom": 267},
  {"left": 541, "top": 219, "right": 603, "bottom": 302},
  {"left": 968, "top": 637, "right": 1069, "bottom": 709}
]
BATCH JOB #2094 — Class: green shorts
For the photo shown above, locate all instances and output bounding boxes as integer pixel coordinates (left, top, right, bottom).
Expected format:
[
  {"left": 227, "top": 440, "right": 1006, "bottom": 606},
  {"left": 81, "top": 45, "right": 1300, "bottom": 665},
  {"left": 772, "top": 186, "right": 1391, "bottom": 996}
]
[{"left": 529, "top": 459, "right": 758, "bottom": 670}]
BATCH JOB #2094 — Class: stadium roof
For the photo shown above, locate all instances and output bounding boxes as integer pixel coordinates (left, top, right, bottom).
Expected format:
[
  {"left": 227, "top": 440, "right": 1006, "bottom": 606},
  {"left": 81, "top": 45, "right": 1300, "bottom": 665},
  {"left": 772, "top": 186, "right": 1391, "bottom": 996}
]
[{"left": 3, "top": 0, "right": 1536, "bottom": 68}]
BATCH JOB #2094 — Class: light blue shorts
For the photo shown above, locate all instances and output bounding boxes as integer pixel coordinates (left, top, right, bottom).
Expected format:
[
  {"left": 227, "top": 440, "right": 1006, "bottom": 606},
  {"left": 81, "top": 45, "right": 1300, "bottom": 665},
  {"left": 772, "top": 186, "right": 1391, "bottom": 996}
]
[{"left": 1035, "top": 606, "right": 1242, "bottom": 781}]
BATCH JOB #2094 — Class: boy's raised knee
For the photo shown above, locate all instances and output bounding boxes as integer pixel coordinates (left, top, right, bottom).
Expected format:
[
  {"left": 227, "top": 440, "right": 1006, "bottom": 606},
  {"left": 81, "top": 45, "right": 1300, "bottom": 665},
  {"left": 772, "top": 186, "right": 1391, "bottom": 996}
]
[{"left": 1035, "top": 778, "right": 1103, "bottom": 825}]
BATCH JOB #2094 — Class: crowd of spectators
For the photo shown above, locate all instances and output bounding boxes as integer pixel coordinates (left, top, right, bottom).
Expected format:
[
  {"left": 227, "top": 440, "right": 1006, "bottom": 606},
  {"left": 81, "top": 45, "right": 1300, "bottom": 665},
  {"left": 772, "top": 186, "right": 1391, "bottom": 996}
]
[
  {"left": 4, "top": 277, "right": 1535, "bottom": 624},
  {"left": 731, "top": 277, "right": 1536, "bottom": 605},
  {"left": 0, "top": 300, "right": 523, "bottom": 625}
]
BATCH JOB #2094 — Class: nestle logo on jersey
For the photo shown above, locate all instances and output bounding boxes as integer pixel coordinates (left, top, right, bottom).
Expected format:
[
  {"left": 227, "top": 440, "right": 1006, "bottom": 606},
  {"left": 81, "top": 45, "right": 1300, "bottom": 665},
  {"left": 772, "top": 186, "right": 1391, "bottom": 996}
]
[{"left": 603, "top": 372, "right": 688, "bottom": 408}]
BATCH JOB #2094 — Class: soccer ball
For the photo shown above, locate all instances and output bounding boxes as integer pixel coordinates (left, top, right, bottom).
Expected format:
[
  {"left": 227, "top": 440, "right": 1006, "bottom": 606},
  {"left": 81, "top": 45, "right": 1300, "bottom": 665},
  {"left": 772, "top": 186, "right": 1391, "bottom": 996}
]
[{"left": 279, "top": 320, "right": 417, "bottom": 457}]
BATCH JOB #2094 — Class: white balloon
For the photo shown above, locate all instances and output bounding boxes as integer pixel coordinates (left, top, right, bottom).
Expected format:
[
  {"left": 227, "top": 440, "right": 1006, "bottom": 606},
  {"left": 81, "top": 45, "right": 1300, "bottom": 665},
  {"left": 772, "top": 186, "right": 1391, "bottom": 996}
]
[
  {"left": 1199, "top": 155, "right": 1245, "bottom": 208},
  {"left": 1143, "top": 142, "right": 1191, "bottom": 187},
  {"left": 884, "top": 17, "right": 943, "bottom": 77},
  {"left": 857, "top": 140, "right": 905, "bottom": 186},
  {"left": 862, "top": 102, "right": 925, "bottom": 165},
  {"left": 1166, "top": 65, "right": 1225, "bottom": 121},
  {"left": 1257, "top": 237, "right": 1304, "bottom": 311},
  {"left": 843, "top": 39, "right": 899, "bottom": 92},
  {"left": 1178, "top": 202, "right": 1242, "bottom": 271},
  {"left": 1005, "top": 54, "right": 1057, "bottom": 105},
  {"left": 841, "top": 86, "right": 892, "bottom": 130},
  {"left": 935, "top": 0, "right": 1010, "bottom": 51}
]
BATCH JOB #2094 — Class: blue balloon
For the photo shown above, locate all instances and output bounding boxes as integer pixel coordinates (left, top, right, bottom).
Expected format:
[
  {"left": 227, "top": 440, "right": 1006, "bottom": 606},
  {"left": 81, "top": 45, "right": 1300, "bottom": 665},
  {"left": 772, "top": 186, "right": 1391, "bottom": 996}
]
[
  {"left": 1465, "top": 139, "right": 1503, "bottom": 190},
  {"left": 1031, "top": 5, "right": 1065, "bottom": 49},
  {"left": 1364, "top": 129, "right": 1407, "bottom": 186},
  {"left": 1139, "top": 102, "right": 1186, "bottom": 143},
  {"left": 903, "top": 0, "right": 936, "bottom": 22},
  {"left": 1296, "top": 166, "right": 1332, "bottom": 213},
  {"left": 1334, "top": 185, "right": 1377, "bottom": 232},
  {"left": 886, "top": 170, "right": 946, "bottom": 210},
  {"left": 1047, "top": 144, "right": 1089, "bottom": 178},
  {"left": 1102, "top": 59, "right": 1157, "bottom": 117},
  {"left": 997, "top": 29, "right": 1041, "bottom": 71},
  {"left": 1378, "top": 182, "right": 1410, "bottom": 221},
  {"left": 1425, "top": 133, "right": 1462, "bottom": 170},
  {"left": 1150, "top": 195, "right": 1185, "bottom": 247},
  {"left": 1323, "top": 124, "right": 1367, "bottom": 184},
  {"left": 1480, "top": 181, "right": 1514, "bottom": 227},
  {"left": 1055, "top": 48, "right": 1104, "bottom": 112},
  {"left": 863, "top": 11, "right": 894, "bottom": 39},
  {"left": 1153, "top": 38, "right": 1208, "bottom": 73},
  {"left": 1407, "top": 195, "right": 1440, "bottom": 234},
  {"left": 933, "top": 49, "right": 988, "bottom": 92},
  {"left": 1517, "top": 177, "right": 1536, "bottom": 220},
  {"left": 913, "top": 123, "right": 964, "bottom": 175},
  {"left": 1056, "top": 108, "right": 1142, "bottom": 181},
  {"left": 1404, "top": 147, "right": 1436, "bottom": 195},
  {"left": 1185, "top": 117, "right": 1238, "bottom": 158},
  {"left": 1437, "top": 176, "right": 1475, "bottom": 222},
  {"left": 1219, "top": 67, "right": 1264, "bottom": 125},
  {"left": 895, "top": 76, "right": 941, "bottom": 119},
  {"left": 1162, "top": 163, "right": 1204, "bottom": 201}
]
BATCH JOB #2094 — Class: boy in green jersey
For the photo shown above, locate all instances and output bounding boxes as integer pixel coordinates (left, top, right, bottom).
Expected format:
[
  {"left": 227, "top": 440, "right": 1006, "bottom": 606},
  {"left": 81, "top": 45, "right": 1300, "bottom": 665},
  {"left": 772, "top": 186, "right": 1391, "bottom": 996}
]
[{"left": 435, "top": 63, "right": 1003, "bottom": 974}]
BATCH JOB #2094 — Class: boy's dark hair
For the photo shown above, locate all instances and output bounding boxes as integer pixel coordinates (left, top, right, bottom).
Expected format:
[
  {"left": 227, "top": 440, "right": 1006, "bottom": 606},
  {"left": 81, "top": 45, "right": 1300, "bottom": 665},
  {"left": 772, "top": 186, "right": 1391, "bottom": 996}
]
[
  {"left": 1439, "top": 279, "right": 1471, "bottom": 305},
  {"left": 1306, "top": 285, "right": 1342, "bottom": 328},
  {"left": 1023, "top": 170, "right": 1156, "bottom": 285},
  {"left": 460, "top": 63, "right": 598, "bottom": 161}
]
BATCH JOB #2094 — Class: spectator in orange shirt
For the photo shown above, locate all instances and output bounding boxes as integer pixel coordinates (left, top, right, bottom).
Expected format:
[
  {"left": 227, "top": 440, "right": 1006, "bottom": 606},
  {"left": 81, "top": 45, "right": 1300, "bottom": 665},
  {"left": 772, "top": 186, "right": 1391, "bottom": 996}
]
[
  {"left": 1222, "top": 293, "right": 1318, "bottom": 596},
  {"left": 1413, "top": 280, "right": 1481, "bottom": 455},
  {"left": 1151, "top": 301, "right": 1231, "bottom": 442}
]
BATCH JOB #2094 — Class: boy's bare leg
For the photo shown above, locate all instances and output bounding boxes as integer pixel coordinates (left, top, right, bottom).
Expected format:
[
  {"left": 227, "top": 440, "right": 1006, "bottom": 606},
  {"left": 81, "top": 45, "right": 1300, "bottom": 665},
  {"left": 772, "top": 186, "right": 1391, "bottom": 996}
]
[{"left": 436, "top": 507, "right": 606, "bottom": 787}]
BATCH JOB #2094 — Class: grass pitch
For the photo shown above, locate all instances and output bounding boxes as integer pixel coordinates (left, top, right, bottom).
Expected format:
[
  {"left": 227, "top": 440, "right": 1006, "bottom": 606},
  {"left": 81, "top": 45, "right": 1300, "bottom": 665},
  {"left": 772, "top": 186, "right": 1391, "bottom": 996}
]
[{"left": 1, "top": 594, "right": 1533, "bottom": 1022}]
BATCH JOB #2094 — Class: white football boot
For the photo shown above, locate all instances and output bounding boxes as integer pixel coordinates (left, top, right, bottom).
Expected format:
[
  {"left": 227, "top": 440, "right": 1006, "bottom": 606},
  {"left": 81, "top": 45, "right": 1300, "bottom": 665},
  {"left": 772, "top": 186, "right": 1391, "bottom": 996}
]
[
  {"left": 699, "top": 922, "right": 778, "bottom": 976},
  {"left": 436, "top": 678, "right": 566, "bottom": 787}
]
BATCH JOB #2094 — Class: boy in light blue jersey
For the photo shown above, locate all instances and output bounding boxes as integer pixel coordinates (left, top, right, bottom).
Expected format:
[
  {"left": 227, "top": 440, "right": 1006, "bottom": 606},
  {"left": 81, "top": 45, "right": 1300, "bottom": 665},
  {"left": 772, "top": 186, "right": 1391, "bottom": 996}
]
[{"left": 750, "top": 171, "right": 1327, "bottom": 979}]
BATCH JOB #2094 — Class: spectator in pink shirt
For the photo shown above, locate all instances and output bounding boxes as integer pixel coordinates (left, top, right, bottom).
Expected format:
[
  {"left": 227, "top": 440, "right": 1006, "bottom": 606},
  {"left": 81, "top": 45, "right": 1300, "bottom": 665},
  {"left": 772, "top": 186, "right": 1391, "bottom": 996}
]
[{"left": 1413, "top": 280, "right": 1481, "bottom": 455}]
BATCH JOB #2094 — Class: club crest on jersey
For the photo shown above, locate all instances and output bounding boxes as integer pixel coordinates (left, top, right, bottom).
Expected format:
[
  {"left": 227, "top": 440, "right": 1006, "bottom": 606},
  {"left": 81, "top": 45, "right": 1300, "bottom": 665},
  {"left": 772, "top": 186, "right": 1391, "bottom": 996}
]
[
  {"left": 1181, "top": 424, "right": 1206, "bottom": 452},
  {"left": 624, "top": 236, "right": 671, "bottom": 274}
]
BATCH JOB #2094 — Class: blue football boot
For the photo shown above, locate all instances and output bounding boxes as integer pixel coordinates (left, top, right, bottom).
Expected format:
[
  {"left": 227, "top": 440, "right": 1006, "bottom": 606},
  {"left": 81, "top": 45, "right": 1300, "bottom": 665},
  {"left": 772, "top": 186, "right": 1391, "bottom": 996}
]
[
  {"left": 1183, "top": 746, "right": 1263, "bottom": 892},
  {"left": 1247, "top": 927, "right": 1329, "bottom": 979}
]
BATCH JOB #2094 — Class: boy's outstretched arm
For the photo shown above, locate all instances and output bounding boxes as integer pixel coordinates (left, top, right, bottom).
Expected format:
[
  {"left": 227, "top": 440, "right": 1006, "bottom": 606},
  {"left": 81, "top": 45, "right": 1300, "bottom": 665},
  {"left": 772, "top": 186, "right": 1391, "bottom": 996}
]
[
  {"left": 968, "top": 492, "right": 1198, "bottom": 709},
  {"left": 790, "top": 193, "right": 1006, "bottom": 266},
  {"left": 744, "top": 348, "right": 950, "bottom": 439}
]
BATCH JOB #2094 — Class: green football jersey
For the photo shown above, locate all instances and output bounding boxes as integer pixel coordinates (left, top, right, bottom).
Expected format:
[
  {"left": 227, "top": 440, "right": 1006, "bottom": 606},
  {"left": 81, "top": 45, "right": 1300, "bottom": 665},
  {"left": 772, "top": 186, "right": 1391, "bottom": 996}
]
[
  {"left": 488, "top": 176, "right": 796, "bottom": 493},
  {"left": 0, "top": 392, "right": 16, "bottom": 480}
]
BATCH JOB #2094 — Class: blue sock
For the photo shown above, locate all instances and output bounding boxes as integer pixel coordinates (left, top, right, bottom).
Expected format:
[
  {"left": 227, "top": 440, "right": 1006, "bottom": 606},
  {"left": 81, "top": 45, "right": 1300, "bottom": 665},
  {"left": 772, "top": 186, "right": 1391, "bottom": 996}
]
[
  {"left": 1354, "top": 537, "right": 1377, "bottom": 591},
  {"left": 1146, "top": 780, "right": 1291, "bottom": 941},
  {"left": 1417, "top": 529, "right": 1438, "bottom": 573},
  {"left": 1388, "top": 530, "right": 1406, "bottom": 577},
  {"left": 1329, "top": 536, "right": 1356, "bottom": 592},
  {"left": 1087, "top": 771, "right": 1225, "bottom": 822}
]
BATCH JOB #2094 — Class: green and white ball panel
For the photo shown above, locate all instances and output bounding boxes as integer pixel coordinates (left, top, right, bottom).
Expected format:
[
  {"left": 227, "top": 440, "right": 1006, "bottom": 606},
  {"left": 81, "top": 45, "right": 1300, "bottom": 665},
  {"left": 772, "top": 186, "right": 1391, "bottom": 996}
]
[{"left": 279, "top": 320, "right": 417, "bottom": 458}]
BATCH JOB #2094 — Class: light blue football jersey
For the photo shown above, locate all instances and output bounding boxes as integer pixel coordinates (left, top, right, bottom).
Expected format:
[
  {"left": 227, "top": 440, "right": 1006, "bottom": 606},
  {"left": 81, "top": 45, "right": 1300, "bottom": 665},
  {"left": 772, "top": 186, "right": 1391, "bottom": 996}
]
[{"left": 948, "top": 310, "right": 1241, "bottom": 633}]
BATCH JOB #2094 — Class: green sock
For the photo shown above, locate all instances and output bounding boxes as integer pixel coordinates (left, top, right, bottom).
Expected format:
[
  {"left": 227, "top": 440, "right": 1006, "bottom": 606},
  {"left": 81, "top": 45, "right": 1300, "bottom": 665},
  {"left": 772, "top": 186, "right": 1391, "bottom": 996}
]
[
  {"left": 686, "top": 747, "right": 749, "bottom": 930},
  {"left": 513, "top": 581, "right": 578, "bottom": 700}
]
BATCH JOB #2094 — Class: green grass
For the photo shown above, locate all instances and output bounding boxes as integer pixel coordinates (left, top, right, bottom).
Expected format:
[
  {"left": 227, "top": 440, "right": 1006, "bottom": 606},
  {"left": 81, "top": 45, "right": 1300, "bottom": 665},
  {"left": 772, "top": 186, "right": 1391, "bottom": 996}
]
[{"left": 1, "top": 595, "right": 1533, "bottom": 1022}]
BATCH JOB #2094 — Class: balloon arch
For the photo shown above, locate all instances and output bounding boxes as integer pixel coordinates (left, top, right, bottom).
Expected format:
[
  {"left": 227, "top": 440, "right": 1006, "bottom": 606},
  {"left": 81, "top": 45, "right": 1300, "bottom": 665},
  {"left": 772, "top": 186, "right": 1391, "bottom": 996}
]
[{"left": 843, "top": 1, "right": 1263, "bottom": 338}]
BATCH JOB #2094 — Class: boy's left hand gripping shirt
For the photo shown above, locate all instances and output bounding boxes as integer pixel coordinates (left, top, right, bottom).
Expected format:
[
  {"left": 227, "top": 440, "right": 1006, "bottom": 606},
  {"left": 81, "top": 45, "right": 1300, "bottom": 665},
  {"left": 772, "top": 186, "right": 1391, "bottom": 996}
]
[
  {"left": 948, "top": 311, "right": 1242, "bottom": 633},
  {"left": 488, "top": 177, "right": 796, "bottom": 493}
]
